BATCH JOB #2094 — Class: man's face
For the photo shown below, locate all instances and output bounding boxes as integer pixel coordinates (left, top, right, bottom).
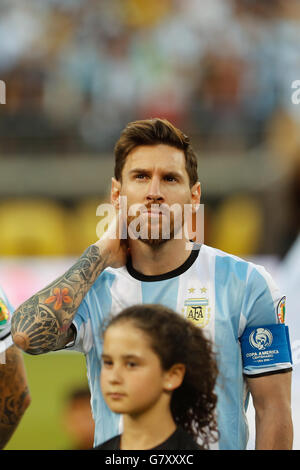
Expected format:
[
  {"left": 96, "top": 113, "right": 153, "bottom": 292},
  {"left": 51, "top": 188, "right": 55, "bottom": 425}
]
[{"left": 112, "top": 144, "right": 200, "bottom": 245}]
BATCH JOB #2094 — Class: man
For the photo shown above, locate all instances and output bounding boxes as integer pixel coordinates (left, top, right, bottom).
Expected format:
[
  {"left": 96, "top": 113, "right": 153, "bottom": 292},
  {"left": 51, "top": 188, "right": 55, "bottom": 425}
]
[
  {"left": 11, "top": 118, "right": 293, "bottom": 450},
  {"left": 62, "top": 386, "right": 94, "bottom": 450},
  {"left": 0, "top": 286, "right": 31, "bottom": 449}
]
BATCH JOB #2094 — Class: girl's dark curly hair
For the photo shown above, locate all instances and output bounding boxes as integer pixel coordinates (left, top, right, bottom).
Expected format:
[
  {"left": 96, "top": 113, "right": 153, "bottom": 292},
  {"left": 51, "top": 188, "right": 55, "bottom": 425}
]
[{"left": 104, "top": 304, "right": 219, "bottom": 449}]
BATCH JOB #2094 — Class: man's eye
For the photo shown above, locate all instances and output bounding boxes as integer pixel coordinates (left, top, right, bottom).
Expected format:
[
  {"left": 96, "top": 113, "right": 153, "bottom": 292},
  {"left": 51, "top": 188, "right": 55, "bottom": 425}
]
[
  {"left": 164, "top": 176, "right": 177, "bottom": 182},
  {"left": 136, "top": 174, "right": 148, "bottom": 180}
]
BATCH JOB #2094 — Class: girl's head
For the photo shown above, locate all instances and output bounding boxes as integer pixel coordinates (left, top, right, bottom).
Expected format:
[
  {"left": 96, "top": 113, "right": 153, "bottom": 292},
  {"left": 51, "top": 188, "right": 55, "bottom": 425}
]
[{"left": 100, "top": 304, "right": 218, "bottom": 448}]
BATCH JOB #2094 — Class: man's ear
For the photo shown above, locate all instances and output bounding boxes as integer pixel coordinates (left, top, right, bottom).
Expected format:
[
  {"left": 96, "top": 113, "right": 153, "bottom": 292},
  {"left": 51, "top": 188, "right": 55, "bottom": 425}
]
[
  {"left": 191, "top": 182, "right": 201, "bottom": 212},
  {"left": 111, "top": 177, "right": 121, "bottom": 209},
  {"left": 163, "top": 363, "right": 186, "bottom": 392}
]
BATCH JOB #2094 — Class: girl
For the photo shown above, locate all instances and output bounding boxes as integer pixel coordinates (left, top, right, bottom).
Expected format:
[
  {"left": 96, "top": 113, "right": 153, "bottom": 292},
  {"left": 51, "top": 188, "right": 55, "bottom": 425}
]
[{"left": 95, "top": 304, "right": 218, "bottom": 450}]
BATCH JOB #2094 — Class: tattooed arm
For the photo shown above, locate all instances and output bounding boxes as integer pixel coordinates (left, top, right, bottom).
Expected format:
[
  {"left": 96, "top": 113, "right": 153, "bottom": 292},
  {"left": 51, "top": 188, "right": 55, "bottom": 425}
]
[
  {"left": 0, "top": 345, "right": 31, "bottom": 449},
  {"left": 11, "top": 223, "right": 127, "bottom": 354}
]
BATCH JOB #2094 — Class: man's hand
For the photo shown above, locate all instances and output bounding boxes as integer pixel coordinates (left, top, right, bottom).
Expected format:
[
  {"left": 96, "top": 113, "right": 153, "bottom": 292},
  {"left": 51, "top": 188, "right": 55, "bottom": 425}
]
[
  {"left": 11, "top": 212, "right": 130, "bottom": 355},
  {"left": 94, "top": 210, "right": 128, "bottom": 269},
  {"left": 11, "top": 245, "right": 104, "bottom": 354}
]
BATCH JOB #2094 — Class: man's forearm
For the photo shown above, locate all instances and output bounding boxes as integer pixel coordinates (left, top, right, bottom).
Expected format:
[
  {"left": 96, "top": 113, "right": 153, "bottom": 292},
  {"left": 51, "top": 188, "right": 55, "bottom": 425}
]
[
  {"left": 11, "top": 245, "right": 108, "bottom": 354},
  {"left": 0, "top": 345, "right": 31, "bottom": 449}
]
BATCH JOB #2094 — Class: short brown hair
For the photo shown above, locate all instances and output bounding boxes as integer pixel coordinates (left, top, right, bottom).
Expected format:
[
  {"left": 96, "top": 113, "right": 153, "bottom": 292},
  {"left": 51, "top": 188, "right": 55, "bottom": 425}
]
[{"left": 114, "top": 118, "right": 198, "bottom": 187}]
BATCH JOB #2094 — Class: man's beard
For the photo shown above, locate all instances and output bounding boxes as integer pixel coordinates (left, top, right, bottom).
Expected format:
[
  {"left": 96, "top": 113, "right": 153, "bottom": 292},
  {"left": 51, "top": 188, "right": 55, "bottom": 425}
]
[{"left": 126, "top": 206, "right": 185, "bottom": 248}]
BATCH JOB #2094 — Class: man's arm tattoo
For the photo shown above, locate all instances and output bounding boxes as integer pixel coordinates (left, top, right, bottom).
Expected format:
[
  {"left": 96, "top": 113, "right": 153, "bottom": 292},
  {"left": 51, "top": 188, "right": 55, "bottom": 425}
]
[
  {"left": 11, "top": 245, "right": 108, "bottom": 354},
  {"left": 0, "top": 345, "right": 30, "bottom": 449}
]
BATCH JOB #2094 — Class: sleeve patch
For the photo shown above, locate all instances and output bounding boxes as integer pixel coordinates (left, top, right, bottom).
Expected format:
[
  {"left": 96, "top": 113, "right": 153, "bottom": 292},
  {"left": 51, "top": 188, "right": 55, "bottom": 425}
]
[
  {"left": 277, "top": 296, "right": 286, "bottom": 324},
  {"left": 240, "top": 324, "right": 292, "bottom": 371}
]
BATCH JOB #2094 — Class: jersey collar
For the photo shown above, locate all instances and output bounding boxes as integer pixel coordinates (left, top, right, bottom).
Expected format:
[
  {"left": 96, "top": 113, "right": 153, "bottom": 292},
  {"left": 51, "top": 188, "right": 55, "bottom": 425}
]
[{"left": 126, "top": 243, "right": 201, "bottom": 282}]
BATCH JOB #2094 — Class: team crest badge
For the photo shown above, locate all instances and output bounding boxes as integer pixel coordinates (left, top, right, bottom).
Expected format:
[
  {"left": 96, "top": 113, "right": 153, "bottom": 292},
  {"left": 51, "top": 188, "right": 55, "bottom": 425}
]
[
  {"left": 277, "top": 296, "right": 286, "bottom": 324},
  {"left": 184, "top": 298, "right": 210, "bottom": 328},
  {"left": 0, "top": 298, "right": 10, "bottom": 330}
]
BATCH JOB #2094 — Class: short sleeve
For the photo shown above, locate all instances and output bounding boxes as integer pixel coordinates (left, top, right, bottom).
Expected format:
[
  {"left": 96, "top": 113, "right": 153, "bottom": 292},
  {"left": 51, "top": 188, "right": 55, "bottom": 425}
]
[
  {"left": 243, "top": 265, "right": 283, "bottom": 327},
  {"left": 68, "top": 298, "right": 94, "bottom": 354},
  {"left": 68, "top": 269, "right": 116, "bottom": 355},
  {"left": 240, "top": 265, "right": 292, "bottom": 376},
  {"left": 0, "top": 287, "right": 14, "bottom": 339},
  {"left": 0, "top": 287, "right": 14, "bottom": 353}
]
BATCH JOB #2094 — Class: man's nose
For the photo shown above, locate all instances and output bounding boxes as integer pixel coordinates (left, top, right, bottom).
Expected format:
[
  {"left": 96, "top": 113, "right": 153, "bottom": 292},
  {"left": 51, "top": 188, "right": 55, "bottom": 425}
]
[{"left": 146, "top": 176, "right": 164, "bottom": 202}]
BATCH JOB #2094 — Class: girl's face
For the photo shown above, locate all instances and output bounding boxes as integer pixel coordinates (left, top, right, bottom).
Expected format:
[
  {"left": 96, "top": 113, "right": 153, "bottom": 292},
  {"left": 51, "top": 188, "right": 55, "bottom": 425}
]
[{"left": 100, "top": 322, "right": 169, "bottom": 417}]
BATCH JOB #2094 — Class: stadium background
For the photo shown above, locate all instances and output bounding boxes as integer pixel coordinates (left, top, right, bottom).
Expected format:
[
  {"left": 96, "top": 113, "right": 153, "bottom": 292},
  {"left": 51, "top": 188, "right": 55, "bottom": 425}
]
[{"left": 0, "top": 0, "right": 300, "bottom": 449}]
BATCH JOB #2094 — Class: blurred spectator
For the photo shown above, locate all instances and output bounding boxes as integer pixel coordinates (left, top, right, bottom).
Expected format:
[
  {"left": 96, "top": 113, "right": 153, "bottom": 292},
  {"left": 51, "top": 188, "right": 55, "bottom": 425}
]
[
  {"left": 188, "top": 51, "right": 262, "bottom": 152},
  {"left": 0, "top": 61, "right": 58, "bottom": 154},
  {"left": 61, "top": 386, "right": 94, "bottom": 450},
  {"left": 281, "top": 158, "right": 300, "bottom": 254}
]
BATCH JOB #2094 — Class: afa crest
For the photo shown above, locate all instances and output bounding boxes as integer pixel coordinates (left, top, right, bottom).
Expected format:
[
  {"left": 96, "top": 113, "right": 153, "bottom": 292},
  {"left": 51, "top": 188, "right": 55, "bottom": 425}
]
[{"left": 184, "top": 298, "right": 210, "bottom": 328}]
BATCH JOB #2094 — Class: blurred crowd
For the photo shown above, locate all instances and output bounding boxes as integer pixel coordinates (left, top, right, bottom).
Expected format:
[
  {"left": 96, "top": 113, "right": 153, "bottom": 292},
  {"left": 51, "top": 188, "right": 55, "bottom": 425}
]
[
  {"left": 0, "top": 0, "right": 300, "bottom": 155},
  {"left": 1, "top": 0, "right": 300, "bottom": 258}
]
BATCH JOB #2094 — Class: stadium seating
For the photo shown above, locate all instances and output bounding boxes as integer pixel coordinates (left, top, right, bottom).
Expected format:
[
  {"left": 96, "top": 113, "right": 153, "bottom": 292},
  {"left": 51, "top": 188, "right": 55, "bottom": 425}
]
[
  {"left": 0, "top": 199, "right": 69, "bottom": 256},
  {"left": 210, "top": 195, "right": 263, "bottom": 256}
]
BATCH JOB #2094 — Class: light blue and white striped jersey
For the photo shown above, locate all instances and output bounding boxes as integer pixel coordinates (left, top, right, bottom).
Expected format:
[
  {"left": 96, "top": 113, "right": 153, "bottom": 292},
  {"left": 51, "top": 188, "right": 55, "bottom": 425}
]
[
  {"left": 71, "top": 244, "right": 292, "bottom": 450},
  {"left": 0, "top": 285, "right": 14, "bottom": 353}
]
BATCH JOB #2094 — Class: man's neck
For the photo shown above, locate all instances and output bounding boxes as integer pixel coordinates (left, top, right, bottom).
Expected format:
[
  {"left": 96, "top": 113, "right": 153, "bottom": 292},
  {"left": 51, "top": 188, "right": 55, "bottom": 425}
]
[{"left": 129, "top": 238, "right": 193, "bottom": 276}]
